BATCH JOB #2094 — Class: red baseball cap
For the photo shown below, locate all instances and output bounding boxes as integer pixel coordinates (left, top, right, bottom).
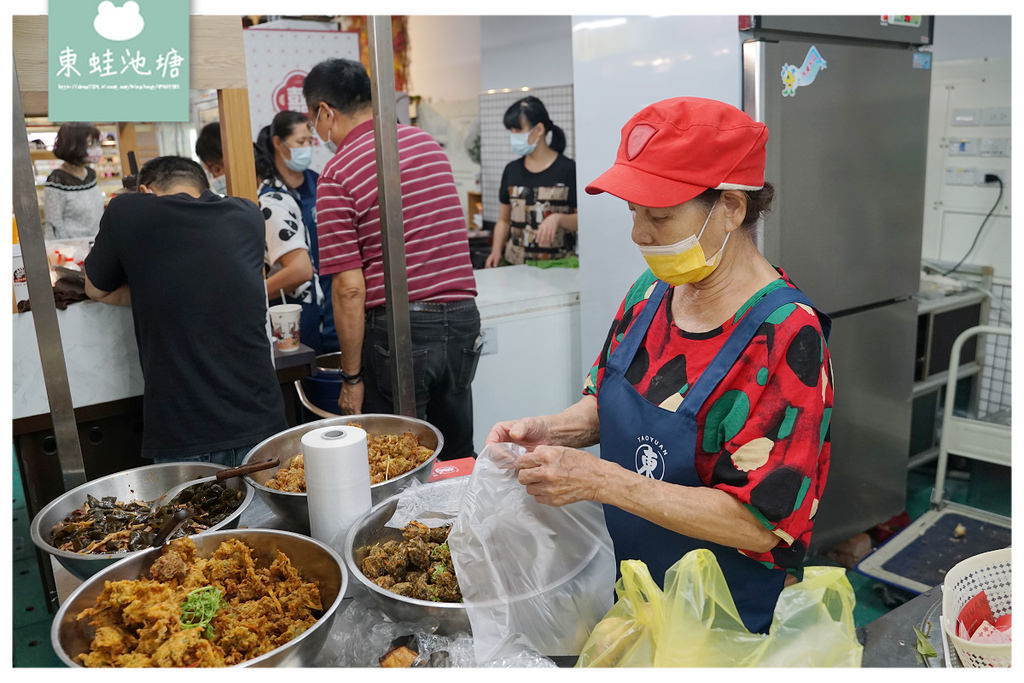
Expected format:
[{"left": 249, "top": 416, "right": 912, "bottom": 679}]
[{"left": 585, "top": 97, "right": 768, "bottom": 208}]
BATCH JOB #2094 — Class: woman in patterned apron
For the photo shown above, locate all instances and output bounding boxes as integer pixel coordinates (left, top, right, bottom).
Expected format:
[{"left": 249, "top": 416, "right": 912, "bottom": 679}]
[
  {"left": 486, "top": 98, "right": 833, "bottom": 634},
  {"left": 254, "top": 111, "right": 326, "bottom": 353}
]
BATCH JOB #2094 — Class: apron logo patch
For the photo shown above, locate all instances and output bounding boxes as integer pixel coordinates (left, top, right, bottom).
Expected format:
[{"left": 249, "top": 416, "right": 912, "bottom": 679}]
[{"left": 634, "top": 436, "right": 667, "bottom": 480}]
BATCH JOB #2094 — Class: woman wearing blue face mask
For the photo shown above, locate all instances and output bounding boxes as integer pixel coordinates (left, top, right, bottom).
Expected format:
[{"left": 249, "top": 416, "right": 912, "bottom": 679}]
[
  {"left": 485, "top": 96, "right": 578, "bottom": 268},
  {"left": 254, "top": 110, "right": 329, "bottom": 354}
]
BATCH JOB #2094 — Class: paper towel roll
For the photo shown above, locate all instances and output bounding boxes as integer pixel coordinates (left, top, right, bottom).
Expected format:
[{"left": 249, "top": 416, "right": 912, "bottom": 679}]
[{"left": 301, "top": 425, "right": 372, "bottom": 552}]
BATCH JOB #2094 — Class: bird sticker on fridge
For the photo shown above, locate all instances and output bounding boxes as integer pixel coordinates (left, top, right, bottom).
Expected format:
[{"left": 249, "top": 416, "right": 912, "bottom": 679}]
[{"left": 781, "top": 46, "right": 828, "bottom": 97}]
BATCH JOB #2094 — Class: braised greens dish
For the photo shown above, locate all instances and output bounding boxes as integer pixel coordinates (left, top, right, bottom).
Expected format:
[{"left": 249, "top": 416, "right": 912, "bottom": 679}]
[{"left": 50, "top": 483, "right": 244, "bottom": 554}]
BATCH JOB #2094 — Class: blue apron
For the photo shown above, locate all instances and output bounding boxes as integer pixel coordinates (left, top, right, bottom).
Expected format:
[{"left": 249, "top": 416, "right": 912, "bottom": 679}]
[
  {"left": 298, "top": 169, "right": 339, "bottom": 354},
  {"left": 294, "top": 169, "right": 320, "bottom": 269},
  {"left": 598, "top": 279, "right": 831, "bottom": 634}
]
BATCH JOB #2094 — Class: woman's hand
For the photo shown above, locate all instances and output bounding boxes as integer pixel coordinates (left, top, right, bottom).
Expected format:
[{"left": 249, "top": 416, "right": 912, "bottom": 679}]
[
  {"left": 516, "top": 445, "right": 610, "bottom": 506},
  {"left": 484, "top": 251, "right": 502, "bottom": 268},
  {"left": 485, "top": 416, "right": 551, "bottom": 449},
  {"left": 337, "top": 381, "right": 364, "bottom": 415},
  {"left": 536, "top": 214, "right": 561, "bottom": 247}
]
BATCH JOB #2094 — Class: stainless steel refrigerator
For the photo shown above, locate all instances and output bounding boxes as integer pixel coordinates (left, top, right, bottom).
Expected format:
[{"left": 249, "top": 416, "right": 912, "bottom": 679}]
[{"left": 742, "top": 16, "right": 934, "bottom": 552}]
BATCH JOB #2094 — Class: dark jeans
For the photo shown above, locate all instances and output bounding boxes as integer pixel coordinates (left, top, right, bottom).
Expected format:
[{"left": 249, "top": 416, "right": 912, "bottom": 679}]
[{"left": 363, "top": 300, "right": 482, "bottom": 461}]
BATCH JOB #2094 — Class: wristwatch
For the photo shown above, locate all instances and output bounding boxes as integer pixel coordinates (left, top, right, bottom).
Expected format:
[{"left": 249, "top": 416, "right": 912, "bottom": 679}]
[{"left": 340, "top": 368, "right": 363, "bottom": 385}]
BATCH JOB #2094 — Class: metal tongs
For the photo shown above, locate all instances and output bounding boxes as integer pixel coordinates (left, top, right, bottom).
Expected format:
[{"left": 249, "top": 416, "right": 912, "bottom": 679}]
[
  {"left": 148, "top": 459, "right": 280, "bottom": 513},
  {"left": 151, "top": 509, "right": 190, "bottom": 548}
]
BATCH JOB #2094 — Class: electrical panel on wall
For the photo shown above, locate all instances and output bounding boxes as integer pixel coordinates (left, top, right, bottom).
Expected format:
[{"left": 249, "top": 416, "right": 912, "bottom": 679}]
[{"left": 921, "top": 57, "right": 1011, "bottom": 283}]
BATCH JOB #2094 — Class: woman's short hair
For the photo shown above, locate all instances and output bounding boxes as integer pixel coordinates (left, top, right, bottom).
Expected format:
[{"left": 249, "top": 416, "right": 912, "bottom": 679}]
[
  {"left": 53, "top": 122, "right": 101, "bottom": 165},
  {"left": 195, "top": 122, "right": 223, "bottom": 167},
  {"left": 694, "top": 183, "right": 776, "bottom": 232}
]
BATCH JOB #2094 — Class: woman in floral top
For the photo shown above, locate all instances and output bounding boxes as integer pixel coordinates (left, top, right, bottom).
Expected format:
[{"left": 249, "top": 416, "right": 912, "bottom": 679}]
[{"left": 486, "top": 98, "right": 832, "bottom": 634}]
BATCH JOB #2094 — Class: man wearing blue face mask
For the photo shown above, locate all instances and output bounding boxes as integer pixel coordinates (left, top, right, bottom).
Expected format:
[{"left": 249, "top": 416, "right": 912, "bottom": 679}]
[
  {"left": 302, "top": 58, "right": 481, "bottom": 461},
  {"left": 253, "top": 110, "right": 332, "bottom": 355}
]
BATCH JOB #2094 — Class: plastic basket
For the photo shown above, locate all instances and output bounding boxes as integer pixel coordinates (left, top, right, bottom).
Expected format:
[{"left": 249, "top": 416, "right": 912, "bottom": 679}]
[{"left": 940, "top": 547, "right": 1012, "bottom": 667}]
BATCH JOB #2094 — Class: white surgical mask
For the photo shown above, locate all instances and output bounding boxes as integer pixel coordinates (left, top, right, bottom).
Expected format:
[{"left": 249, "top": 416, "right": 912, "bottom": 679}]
[
  {"left": 210, "top": 175, "right": 227, "bottom": 195},
  {"left": 86, "top": 145, "right": 103, "bottom": 164},
  {"left": 284, "top": 145, "right": 313, "bottom": 172},
  {"left": 313, "top": 106, "right": 337, "bottom": 154}
]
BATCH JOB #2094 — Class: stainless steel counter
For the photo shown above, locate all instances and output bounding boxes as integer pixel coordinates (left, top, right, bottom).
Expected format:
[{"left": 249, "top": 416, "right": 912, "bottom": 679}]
[
  {"left": 858, "top": 585, "right": 953, "bottom": 667},
  {"left": 54, "top": 492, "right": 940, "bottom": 668}
]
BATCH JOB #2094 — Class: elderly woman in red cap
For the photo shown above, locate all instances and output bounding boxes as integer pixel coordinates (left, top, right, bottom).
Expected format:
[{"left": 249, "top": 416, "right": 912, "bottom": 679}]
[{"left": 486, "top": 97, "right": 833, "bottom": 635}]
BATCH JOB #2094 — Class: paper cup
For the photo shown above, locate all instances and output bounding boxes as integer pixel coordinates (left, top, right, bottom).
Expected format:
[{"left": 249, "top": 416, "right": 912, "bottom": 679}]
[{"left": 269, "top": 303, "right": 302, "bottom": 352}]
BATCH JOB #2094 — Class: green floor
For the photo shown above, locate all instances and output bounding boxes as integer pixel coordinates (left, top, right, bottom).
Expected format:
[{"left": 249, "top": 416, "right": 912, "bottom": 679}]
[
  {"left": 12, "top": 456, "right": 64, "bottom": 667},
  {"left": 11, "top": 456, "right": 1011, "bottom": 666},
  {"left": 808, "top": 461, "right": 1012, "bottom": 629}
]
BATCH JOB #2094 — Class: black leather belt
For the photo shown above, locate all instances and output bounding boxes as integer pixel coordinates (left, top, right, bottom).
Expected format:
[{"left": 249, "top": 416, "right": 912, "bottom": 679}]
[{"left": 368, "top": 299, "right": 477, "bottom": 316}]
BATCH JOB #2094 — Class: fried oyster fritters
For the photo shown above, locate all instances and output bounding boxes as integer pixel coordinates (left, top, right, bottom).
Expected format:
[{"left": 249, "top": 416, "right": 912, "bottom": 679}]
[
  {"left": 74, "top": 537, "right": 322, "bottom": 667},
  {"left": 264, "top": 425, "right": 434, "bottom": 492}
]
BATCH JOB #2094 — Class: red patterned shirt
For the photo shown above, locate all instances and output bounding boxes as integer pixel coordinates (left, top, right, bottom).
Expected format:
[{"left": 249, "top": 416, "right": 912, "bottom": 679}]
[
  {"left": 584, "top": 269, "right": 833, "bottom": 570},
  {"left": 315, "top": 120, "right": 477, "bottom": 308}
]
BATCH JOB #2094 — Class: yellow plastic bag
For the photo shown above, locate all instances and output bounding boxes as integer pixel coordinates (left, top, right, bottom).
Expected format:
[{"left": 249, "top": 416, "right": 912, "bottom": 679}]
[{"left": 577, "top": 549, "right": 863, "bottom": 667}]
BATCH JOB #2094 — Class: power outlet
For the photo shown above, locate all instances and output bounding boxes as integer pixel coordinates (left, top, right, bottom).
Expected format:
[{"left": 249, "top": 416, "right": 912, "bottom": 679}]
[
  {"left": 945, "top": 167, "right": 977, "bottom": 186},
  {"left": 982, "top": 107, "right": 1011, "bottom": 126},
  {"left": 976, "top": 169, "right": 1008, "bottom": 187}
]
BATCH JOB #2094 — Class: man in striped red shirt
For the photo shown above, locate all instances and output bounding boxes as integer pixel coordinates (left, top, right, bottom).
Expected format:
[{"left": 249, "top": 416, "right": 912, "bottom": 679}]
[{"left": 304, "top": 58, "right": 481, "bottom": 460}]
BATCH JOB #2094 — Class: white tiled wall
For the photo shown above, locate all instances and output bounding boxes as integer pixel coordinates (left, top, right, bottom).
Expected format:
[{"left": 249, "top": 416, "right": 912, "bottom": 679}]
[
  {"left": 479, "top": 85, "right": 575, "bottom": 224},
  {"left": 978, "top": 283, "right": 1011, "bottom": 416}
]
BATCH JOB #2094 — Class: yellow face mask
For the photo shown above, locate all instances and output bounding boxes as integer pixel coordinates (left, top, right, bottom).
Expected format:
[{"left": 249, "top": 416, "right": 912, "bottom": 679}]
[{"left": 637, "top": 201, "right": 729, "bottom": 285}]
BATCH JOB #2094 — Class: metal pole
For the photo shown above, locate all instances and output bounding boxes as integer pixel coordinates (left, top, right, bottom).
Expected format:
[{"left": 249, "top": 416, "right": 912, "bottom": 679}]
[
  {"left": 12, "top": 59, "right": 87, "bottom": 491},
  {"left": 366, "top": 16, "right": 416, "bottom": 417}
]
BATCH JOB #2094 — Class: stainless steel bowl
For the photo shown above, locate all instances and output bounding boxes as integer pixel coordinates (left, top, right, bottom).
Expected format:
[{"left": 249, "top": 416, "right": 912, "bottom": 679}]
[
  {"left": 240, "top": 414, "right": 443, "bottom": 533},
  {"left": 344, "top": 479, "right": 607, "bottom": 642},
  {"left": 51, "top": 528, "right": 348, "bottom": 667},
  {"left": 344, "top": 480, "right": 470, "bottom": 635},
  {"left": 30, "top": 462, "right": 253, "bottom": 580}
]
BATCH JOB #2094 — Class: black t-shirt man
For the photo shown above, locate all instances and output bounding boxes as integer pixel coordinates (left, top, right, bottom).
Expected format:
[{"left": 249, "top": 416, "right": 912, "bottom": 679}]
[{"left": 84, "top": 156, "right": 286, "bottom": 463}]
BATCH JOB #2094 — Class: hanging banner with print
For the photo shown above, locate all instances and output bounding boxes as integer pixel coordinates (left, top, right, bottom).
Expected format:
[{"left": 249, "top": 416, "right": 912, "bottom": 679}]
[
  {"left": 242, "top": 27, "right": 360, "bottom": 174},
  {"left": 48, "top": 0, "right": 189, "bottom": 122}
]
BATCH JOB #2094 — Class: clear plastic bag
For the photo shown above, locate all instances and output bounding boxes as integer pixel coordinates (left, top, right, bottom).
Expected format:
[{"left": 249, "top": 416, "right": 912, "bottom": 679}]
[
  {"left": 448, "top": 442, "right": 617, "bottom": 662},
  {"left": 318, "top": 593, "right": 555, "bottom": 667},
  {"left": 384, "top": 476, "right": 470, "bottom": 528},
  {"left": 577, "top": 548, "right": 863, "bottom": 667}
]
